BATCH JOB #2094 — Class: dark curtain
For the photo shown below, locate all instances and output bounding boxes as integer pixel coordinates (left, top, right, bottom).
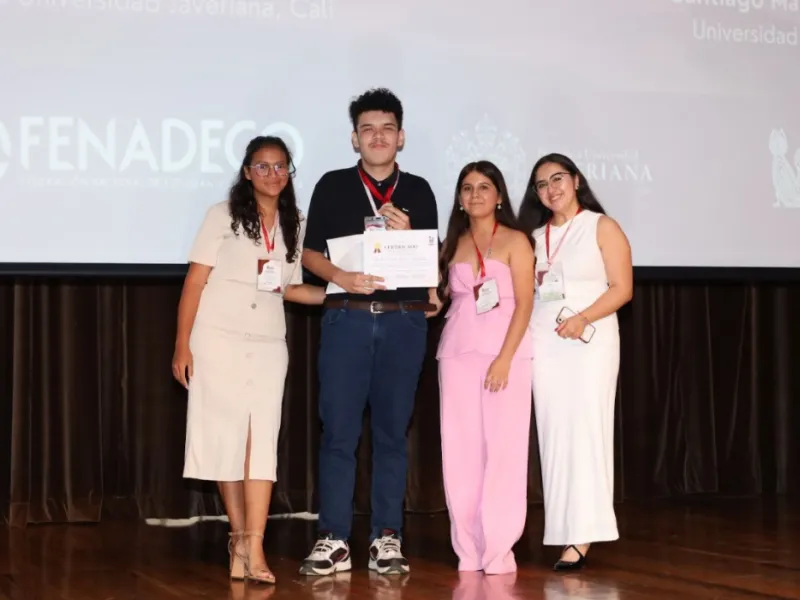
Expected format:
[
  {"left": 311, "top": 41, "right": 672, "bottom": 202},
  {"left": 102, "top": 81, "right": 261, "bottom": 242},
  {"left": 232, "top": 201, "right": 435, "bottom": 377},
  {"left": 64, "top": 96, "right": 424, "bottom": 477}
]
[{"left": 1, "top": 277, "right": 798, "bottom": 527}]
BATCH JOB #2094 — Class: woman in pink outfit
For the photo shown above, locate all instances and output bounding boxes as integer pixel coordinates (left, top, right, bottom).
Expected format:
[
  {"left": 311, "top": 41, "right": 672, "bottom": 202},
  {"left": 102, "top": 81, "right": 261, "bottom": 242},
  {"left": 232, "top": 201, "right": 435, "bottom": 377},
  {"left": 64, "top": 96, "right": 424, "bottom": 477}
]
[{"left": 436, "top": 160, "right": 535, "bottom": 574}]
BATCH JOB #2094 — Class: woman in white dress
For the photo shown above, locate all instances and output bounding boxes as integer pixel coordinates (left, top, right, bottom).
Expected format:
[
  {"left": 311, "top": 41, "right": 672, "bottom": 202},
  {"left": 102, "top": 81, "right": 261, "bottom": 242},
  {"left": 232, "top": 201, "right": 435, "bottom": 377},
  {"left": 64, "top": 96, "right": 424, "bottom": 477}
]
[
  {"left": 518, "top": 153, "right": 633, "bottom": 571},
  {"left": 171, "top": 136, "right": 325, "bottom": 584}
]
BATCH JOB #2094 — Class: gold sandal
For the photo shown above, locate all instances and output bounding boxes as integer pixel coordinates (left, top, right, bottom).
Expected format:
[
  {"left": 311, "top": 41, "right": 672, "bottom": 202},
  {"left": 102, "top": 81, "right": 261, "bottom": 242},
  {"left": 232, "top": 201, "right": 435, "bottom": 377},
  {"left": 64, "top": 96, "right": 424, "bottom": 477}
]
[
  {"left": 243, "top": 531, "right": 276, "bottom": 584},
  {"left": 228, "top": 530, "right": 246, "bottom": 580}
]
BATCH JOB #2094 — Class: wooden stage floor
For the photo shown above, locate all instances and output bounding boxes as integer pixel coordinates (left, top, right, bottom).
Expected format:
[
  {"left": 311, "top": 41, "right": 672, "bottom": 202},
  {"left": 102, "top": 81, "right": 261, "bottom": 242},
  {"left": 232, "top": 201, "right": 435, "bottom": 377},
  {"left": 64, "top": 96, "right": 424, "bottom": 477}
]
[{"left": 1, "top": 498, "right": 798, "bottom": 599}]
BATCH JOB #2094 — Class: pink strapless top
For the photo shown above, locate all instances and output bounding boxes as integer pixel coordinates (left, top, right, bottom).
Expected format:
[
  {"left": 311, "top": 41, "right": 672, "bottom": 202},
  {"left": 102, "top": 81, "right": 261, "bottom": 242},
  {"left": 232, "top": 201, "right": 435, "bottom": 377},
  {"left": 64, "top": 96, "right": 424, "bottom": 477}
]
[{"left": 436, "top": 258, "right": 533, "bottom": 360}]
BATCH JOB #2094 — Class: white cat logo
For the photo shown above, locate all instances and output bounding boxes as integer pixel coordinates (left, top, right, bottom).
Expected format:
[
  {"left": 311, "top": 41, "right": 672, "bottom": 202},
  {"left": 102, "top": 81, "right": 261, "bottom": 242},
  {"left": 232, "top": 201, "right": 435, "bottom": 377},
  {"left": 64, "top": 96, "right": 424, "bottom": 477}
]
[
  {"left": 769, "top": 129, "right": 800, "bottom": 208},
  {"left": 445, "top": 114, "right": 528, "bottom": 207}
]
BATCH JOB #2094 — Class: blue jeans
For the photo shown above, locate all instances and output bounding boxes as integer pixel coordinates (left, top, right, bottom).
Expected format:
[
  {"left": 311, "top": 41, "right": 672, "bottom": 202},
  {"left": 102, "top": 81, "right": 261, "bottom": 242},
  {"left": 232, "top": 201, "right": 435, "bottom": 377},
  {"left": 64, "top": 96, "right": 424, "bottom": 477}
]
[{"left": 316, "top": 303, "right": 428, "bottom": 542}]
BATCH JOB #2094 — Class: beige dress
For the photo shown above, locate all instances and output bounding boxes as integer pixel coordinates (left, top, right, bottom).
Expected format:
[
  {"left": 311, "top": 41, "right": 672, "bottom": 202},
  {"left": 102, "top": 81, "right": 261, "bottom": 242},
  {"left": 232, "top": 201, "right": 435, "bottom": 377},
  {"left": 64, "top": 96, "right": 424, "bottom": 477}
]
[{"left": 182, "top": 200, "right": 305, "bottom": 482}]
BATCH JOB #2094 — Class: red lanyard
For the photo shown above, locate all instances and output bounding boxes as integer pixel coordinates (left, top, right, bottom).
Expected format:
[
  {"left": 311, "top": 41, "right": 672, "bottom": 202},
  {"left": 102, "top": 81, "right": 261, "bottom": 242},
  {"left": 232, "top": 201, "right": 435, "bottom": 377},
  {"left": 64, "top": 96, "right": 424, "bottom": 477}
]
[
  {"left": 261, "top": 216, "right": 276, "bottom": 254},
  {"left": 472, "top": 221, "right": 498, "bottom": 279},
  {"left": 358, "top": 165, "right": 400, "bottom": 206},
  {"left": 545, "top": 208, "right": 582, "bottom": 266}
]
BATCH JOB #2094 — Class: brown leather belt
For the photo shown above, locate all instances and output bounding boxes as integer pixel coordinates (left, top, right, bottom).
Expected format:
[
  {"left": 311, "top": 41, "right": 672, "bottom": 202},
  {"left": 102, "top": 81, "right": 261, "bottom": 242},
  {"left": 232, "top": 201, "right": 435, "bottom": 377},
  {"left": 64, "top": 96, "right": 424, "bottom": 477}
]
[{"left": 324, "top": 299, "right": 436, "bottom": 314}]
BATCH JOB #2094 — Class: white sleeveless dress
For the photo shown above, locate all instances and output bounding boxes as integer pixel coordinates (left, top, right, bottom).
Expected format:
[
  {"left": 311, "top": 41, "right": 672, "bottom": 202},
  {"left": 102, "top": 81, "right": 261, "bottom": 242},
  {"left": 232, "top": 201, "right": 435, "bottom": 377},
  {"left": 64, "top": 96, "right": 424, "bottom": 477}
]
[{"left": 529, "top": 209, "right": 620, "bottom": 546}]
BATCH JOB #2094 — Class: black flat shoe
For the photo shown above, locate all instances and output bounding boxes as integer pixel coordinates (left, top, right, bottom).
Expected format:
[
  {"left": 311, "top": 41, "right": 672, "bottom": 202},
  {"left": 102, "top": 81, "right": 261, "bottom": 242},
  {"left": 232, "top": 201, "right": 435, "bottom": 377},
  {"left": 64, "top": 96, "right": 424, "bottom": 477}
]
[{"left": 553, "top": 545, "right": 586, "bottom": 571}]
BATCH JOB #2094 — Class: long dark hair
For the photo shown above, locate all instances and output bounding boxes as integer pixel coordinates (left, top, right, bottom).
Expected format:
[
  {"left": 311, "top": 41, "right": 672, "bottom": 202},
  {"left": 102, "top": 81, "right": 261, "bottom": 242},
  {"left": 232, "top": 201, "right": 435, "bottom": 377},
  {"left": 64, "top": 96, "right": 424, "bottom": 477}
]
[
  {"left": 228, "top": 135, "right": 301, "bottom": 263},
  {"left": 437, "top": 160, "right": 533, "bottom": 301},
  {"left": 518, "top": 153, "right": 606, "bottom": 234}
]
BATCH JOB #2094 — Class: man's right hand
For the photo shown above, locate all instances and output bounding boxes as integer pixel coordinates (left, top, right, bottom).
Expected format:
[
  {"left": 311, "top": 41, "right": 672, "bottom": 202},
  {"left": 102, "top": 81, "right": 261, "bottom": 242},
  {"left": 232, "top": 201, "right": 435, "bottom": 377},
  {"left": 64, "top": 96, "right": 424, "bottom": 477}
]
[{"left": 333, "top": 271, "right": 386, "bottom": 295}]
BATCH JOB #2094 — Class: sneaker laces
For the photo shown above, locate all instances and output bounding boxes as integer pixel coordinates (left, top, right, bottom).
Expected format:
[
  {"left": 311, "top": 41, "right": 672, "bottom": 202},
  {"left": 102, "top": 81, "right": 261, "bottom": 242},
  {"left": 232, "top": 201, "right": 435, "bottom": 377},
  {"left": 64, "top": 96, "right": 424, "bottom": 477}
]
[
  {"left": 377, "top": 536, "right": 402, "bottom": 558},
  {"left": 309, "top": 537, "right": 339, "bottom": 559}
]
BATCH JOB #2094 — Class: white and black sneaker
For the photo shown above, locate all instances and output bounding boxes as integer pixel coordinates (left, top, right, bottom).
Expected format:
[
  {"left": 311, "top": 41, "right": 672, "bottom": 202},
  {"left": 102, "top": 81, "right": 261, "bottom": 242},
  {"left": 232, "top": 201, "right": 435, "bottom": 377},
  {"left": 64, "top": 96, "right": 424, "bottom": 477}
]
[
  {"left": 368, "top": 529, "right": 410, "bottom": 574},
  {"left": 299, "top": 533, "right": 352, "bottom": 576}
]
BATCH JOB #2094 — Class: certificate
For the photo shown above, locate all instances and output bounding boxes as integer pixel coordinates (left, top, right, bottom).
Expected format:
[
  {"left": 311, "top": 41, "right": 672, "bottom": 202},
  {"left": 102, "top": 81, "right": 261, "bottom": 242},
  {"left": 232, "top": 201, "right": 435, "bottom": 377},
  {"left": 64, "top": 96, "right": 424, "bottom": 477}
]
[
  {"left": 362, "top": 229, "right": 439, "bottom": 289},
  {"left": 324, "top": 234, "right": 363, "bottom": 294}
]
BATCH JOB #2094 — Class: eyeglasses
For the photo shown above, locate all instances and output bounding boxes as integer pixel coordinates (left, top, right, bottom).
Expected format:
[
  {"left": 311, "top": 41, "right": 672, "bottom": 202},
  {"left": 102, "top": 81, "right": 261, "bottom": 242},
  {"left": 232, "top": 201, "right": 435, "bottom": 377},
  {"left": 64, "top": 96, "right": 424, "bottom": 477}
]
[
  {"left": 534, "top": 171, "right": 569, "bottom": 192},
  {"left": 248, "top": 162, "right": 295, "bottom": 178}
]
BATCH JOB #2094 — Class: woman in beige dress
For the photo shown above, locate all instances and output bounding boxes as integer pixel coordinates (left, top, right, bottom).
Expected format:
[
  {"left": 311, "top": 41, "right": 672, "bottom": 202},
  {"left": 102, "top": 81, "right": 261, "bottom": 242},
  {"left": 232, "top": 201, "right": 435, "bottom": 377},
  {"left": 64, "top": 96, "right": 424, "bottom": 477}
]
[{"left": 171, "top": 135, "right": 324, "bottom": 584}]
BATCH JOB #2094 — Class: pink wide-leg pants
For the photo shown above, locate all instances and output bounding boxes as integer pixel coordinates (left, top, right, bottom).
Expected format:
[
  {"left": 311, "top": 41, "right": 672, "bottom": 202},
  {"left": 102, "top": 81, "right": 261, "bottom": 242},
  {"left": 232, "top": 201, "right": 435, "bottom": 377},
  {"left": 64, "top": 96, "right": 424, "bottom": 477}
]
[{"left": 438, "top": 352, "right": 532, "bottom": 574}]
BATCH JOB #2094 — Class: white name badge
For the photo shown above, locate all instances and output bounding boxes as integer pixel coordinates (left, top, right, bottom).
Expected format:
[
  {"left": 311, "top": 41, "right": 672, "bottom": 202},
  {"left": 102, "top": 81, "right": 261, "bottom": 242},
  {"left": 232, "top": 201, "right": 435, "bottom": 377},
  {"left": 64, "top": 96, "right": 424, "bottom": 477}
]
[
  {"left": 537, "top": 263, "right": 565, "bottom": 302},
  {"left": 474, "top": 278, "right": 500, "bottom": 314},
  {"left": 364, "top": 216, "right": 387, "bottom": 231},
  {"left": 257, "top": 259, "right": 283, "bottom": 294}
]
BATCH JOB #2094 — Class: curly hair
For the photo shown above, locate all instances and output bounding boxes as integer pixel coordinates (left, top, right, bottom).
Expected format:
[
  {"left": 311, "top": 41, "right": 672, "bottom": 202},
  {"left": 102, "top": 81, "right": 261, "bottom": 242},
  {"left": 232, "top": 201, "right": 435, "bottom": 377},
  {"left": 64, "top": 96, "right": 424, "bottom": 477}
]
[
  {"left": 228, "top": 135, "right": 301, "bottom": 263},
  {"left": 348, "top": 88, "right": 404, "bottom": 130}
]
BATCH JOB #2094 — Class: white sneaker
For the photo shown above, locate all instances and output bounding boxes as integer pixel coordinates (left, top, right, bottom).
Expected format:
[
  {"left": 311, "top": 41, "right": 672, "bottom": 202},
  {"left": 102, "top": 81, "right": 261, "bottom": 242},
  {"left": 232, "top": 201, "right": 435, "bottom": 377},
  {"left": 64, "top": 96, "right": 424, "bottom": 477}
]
[
  {"left": 368, "top": 530, "right": 410, "bottom": 574},
  {"left": 299, "top": 534, "right": 352, "bottom": 576}
]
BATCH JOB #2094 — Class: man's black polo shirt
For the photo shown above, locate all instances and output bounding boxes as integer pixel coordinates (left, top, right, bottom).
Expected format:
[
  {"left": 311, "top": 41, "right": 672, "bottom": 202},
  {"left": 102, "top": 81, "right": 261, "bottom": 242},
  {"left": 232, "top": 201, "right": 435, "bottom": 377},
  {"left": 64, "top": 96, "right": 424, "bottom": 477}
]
[{"left": 303, "top": 162, "right": 439, "bottom": 303}]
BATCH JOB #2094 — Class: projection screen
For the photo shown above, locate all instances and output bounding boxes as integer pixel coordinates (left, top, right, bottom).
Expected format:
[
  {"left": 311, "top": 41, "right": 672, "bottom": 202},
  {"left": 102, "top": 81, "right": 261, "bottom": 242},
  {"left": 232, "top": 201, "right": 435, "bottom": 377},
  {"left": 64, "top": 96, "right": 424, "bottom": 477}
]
[{"left": 0, "top": 0, "right": 798, "bottom": 270}]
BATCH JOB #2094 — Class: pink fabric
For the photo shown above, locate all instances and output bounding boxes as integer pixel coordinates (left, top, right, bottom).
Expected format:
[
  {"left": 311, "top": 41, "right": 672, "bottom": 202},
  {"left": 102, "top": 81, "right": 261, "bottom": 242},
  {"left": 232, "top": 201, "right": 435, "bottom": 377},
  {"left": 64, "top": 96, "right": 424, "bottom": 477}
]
[
  {"left": 439, "top": 353, "right": 531, "bottom": 573},
  {"left": 437, "top": 260, "right": 532, "bottom": 574},
  {"left": 436, "top": 259, "right": 532, "bottom": 360}
]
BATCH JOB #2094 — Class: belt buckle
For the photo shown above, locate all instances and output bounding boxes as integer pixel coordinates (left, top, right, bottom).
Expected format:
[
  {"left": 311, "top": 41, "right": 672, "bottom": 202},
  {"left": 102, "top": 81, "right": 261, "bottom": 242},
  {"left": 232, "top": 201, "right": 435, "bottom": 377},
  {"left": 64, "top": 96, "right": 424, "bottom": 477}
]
[{"left": 369, "top": 301, "right": 385, "bottom": 314}]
